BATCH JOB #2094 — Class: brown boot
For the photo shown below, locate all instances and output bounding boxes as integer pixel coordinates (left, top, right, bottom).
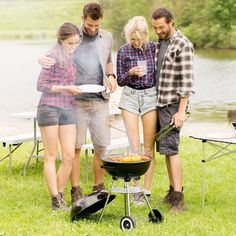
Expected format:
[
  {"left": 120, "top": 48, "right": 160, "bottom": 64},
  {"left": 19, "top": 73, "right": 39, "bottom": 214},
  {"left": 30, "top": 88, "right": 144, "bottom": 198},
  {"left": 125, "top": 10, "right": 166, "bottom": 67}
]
[
  {"left": 169, "top": 191, "right": 185, "bottom": 214},
  {"left": 71, "top": 186, "right": 83, "bottom": 206},
  {"left": 163, "top": 186, "right": 174, "bottom": 204},
  {"left": 163, "top": 186, "right": 184, "bottom": 204},
  {"left": 51, "top": 194, "right": 68, "bottom": 211},
  {"left": 92, "top": 183, "right": 105, "bottom": 192}
]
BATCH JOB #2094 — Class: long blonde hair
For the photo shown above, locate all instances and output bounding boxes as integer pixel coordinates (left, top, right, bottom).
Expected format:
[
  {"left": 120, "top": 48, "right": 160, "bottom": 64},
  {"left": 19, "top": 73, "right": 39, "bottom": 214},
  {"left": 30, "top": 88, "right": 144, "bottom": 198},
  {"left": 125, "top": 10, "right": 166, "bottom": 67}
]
[{"left": 124, "top": 16, "right": 149, "bottom": 45}]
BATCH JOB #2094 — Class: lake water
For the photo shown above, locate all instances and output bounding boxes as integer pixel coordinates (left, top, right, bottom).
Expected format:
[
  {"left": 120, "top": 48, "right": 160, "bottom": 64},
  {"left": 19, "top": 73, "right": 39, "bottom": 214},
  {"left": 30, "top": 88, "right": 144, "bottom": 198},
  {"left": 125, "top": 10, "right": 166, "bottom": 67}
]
[{"left": 0, "top": 41, "right": 236, "bottom": 136}]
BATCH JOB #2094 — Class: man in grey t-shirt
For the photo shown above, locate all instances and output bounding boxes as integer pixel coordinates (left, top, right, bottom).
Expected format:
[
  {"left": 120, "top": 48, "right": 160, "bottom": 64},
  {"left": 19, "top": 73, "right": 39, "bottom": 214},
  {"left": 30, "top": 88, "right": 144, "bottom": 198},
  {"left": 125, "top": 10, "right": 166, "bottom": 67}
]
[
  {"left": 69, "top": 3, "right": 116, "bottom": 205},
  {"left": 73, "top": 30, "right": 104, "bottom": 100}
]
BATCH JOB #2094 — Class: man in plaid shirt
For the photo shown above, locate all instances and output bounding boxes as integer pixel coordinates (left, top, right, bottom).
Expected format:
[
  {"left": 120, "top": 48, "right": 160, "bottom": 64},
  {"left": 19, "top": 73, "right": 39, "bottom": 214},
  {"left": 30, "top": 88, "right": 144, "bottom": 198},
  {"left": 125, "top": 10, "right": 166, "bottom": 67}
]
[{"left": 152, "top": 8, "right": 194, "bottom": 213}]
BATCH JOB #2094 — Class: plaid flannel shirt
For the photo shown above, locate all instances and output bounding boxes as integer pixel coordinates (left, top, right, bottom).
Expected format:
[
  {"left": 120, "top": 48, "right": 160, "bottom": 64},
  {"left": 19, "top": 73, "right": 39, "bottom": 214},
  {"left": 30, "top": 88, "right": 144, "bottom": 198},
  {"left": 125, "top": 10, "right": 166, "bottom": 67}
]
[
  {"left": 117, "top": 42, "right": 156, "bottom": 89},
  {"left": 155, "top": 29, "right": 194, "bottom": 107},
  {"left": 37, "top": 45, "right": 76, "bottom": 109}
]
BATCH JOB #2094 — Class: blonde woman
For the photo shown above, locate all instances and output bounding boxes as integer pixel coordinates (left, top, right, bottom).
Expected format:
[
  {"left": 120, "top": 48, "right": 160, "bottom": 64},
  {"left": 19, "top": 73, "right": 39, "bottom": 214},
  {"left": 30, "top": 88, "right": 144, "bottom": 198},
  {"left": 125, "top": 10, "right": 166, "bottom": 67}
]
[{"left": 116, "top": 16, "right": 157, "bottom": 205}]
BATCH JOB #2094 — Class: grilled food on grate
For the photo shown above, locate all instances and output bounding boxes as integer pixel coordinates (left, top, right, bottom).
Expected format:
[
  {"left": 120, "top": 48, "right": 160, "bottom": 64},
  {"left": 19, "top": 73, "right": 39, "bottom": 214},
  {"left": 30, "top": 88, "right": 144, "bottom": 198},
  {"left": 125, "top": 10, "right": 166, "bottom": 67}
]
[{"left": 108, "top": 154, "right": 150, "bottom": 163}]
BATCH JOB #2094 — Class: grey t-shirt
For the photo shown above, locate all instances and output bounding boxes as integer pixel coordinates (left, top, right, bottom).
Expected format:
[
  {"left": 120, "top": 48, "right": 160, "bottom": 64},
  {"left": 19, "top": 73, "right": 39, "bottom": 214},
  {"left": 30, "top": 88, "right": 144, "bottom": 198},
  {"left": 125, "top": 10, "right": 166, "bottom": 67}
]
[
  {"left": 73, "top": 32, "right": 103, "bottom": 100},
  {"left": 156, "top": 39, "right": 171, "bottom": 87}
]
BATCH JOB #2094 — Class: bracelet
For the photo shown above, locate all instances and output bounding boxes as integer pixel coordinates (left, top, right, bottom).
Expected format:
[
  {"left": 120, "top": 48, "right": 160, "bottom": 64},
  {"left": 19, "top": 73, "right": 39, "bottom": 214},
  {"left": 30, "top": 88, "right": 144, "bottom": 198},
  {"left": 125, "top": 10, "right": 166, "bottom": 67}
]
[{"left": 107, "top": 73, "right": 116, "bottom": 79}]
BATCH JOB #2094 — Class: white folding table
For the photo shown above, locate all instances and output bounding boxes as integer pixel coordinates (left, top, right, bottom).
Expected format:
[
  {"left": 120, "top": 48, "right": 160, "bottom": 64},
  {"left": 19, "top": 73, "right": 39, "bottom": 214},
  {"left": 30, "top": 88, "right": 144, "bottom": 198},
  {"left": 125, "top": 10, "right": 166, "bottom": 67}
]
[
  {"left": 12, "top": 111, "right": 43, "bottom": 175},
  {"left": 190, "top": 135, "right": 236, "bottom": 208}
]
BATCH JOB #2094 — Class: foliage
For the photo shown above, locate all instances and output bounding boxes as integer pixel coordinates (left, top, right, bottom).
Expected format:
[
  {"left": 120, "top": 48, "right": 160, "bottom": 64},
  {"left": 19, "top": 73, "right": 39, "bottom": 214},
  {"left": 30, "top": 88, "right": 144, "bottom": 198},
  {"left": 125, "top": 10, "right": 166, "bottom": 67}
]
[
  {"left": 99, "top": 0, "right": 236, "bottom": 49},
  {"left": 0, "top": 0, "right": 236, "bottom": 48},
  {"left": 0, "top": 138, "right": 236, "bottom": 235},
  {"left": 99, "top": 0, "right": 159, "bottom": 48},
  {"left": 172, "top": 0, "right": 236, "bottom": 48}
]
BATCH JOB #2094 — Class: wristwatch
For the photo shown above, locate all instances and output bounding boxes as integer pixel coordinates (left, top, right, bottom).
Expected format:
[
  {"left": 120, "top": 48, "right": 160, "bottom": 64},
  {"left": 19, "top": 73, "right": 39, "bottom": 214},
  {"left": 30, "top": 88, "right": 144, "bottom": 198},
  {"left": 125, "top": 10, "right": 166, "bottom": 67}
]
[
  {"left": 101, "top": 91, "right": 110, "bottom": 100},
  {"left": 107, "top": 73, "right": 116, "bottom": 79}
]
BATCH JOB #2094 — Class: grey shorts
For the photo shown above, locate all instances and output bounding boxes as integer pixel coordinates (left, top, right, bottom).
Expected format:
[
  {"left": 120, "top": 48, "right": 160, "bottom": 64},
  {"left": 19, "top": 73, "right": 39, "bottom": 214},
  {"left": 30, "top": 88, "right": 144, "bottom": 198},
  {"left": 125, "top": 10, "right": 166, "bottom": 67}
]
[
  {"left": 74, "top": 100, "right": 110, "bottom": 148},
  {"left": 119, "top": 86, "right": 157, "bottom": 116},
  {"left": 37, "top": 105, "right": 76, "bottom": 127},
  {"left": 156, "top": 103, "right": 180, "bottom": 156}
]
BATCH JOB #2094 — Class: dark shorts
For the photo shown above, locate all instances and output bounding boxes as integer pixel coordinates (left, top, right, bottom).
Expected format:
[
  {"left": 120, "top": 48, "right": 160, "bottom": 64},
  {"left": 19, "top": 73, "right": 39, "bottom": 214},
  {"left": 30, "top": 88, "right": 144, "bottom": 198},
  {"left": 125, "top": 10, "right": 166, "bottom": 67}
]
[
  {"left": 37, "top": 105, "right": 76, "bottom": 127},
  {"left": 156, "top": 103, "right": 180, "bottom": 156}
]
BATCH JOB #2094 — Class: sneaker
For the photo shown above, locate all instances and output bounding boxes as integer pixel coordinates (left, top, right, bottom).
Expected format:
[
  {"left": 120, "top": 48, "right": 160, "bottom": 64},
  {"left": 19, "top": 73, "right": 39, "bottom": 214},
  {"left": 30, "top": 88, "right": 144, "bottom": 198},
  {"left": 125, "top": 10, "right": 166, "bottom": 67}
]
[
  {"left": 51, "top": 194, "right": 68, "bottom": 211},
  {"left": 92, "top": 183, "right": 105, "bottom": 192},
  {"left": 169, "top": 191, "right": 185, "bottom": 214},
  {"left": 71, "top": 186, "right": 83, "bottom": 206},
  {"left": 133, "top": 192, "right": 151, "bottom": 206},
  {"left": 163, "top": 186, "right": 174, "bottom": 204}
]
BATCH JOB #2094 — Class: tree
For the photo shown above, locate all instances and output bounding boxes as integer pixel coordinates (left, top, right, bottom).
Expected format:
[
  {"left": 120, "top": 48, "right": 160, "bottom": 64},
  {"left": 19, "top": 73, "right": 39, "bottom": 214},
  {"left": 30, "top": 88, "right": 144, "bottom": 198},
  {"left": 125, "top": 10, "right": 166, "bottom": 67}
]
[
  {"left": 99, "top": 0, "right": 165, "bottom": 48},
  {"left": 99, "top": 0, "right": 236, "bottom": 49}
]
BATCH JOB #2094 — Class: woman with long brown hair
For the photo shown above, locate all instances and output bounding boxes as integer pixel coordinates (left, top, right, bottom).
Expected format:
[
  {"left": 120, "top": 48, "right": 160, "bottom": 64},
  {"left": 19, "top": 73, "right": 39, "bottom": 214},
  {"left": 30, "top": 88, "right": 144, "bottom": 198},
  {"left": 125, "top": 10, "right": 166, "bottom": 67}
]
[{"left": 37, "top": 22, "right": 81, "bottom": 210}]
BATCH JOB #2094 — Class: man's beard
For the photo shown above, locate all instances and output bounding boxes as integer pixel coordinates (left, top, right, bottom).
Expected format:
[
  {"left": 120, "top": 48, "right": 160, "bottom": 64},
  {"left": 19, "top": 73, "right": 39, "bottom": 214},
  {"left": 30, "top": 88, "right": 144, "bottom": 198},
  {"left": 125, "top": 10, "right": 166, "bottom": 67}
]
[
  {"left": 158, "top": 27, "right": 171, "bottom": 39},
  {"left": 83, "top": 25, "right": 98, "bottom": 36}
]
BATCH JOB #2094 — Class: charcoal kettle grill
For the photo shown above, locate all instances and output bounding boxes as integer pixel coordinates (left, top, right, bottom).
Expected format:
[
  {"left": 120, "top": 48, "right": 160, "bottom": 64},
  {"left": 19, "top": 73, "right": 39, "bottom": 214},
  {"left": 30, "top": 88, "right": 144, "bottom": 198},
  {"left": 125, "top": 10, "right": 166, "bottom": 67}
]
[
  {"left": 98, "top": 123, "right": 176, "bottom": 230},
  {"left": 98, "top": 158, "right": 163, "bottom": 230}
]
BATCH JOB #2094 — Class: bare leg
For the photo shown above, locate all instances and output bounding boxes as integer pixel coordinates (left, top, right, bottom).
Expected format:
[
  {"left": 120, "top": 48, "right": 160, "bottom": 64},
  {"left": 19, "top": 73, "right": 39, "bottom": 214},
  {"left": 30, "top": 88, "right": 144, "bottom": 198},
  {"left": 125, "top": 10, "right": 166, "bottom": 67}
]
[
  {"left": 121, "top": 109, "right": 141, "bottom": 187},
  {"left": 121, "top": 109, "right": 140, "bottom": 153},
  {"left": 70, "top": 148, "right": 81, "bottom": 187},
  {"left": 57, "top": 124, "right": 76, "bottom": 193},
  {"left": 141, "top": 110, "right": 157, "bottom": 191},
  {"left": 93, "top": 144, "right": 106, "bottom": 185},
  {"left": 167, "top": 154, "right": 182, "bottom": 192},
  {"left": 40, "top": 125, "right": 59, "bottom": 196},
  {"left": 165, "top": 157, "right": 173, "bottom": 187}
]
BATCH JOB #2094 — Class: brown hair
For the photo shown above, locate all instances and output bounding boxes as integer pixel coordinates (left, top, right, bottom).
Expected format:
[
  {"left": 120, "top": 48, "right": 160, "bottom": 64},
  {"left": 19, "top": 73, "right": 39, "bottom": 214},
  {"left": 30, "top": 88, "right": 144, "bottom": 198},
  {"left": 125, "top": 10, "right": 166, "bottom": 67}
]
[
  {"left": 56, "top": 22, "right": 79, "bottom": 67},
  {"left": 57, "top": 22, "right": 79, "bottom": 44},
  {"left": 152, "top": 8, "right": 173, "bottom": 23},
  {"left": 83, "top": 2, "right": 103, "bottom": 20}
]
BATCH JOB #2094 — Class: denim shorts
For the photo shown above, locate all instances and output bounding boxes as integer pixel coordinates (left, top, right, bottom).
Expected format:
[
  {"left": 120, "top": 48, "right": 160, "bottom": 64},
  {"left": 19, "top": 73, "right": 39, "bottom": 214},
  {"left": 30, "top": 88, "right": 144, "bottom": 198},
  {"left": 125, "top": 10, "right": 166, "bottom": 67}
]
[
  {"left": 73, "top": 100, "right": 110, "bottom": 148},
  {"left": 119, "top": 86, "right": 157, "bottom": 116},
  {"left": 37, "top": 105, "right": 76, "bottom": 127},
  {"left": 156, "top": 103, "right": 180, "bottom": 156}
]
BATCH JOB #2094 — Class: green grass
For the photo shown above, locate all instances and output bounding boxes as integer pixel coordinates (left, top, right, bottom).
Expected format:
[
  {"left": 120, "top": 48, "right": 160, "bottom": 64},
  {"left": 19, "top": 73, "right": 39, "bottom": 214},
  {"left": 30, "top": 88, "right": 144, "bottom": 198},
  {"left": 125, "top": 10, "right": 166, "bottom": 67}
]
[{"left": 0, "top": 138, "right": 236, "bottom": 236}]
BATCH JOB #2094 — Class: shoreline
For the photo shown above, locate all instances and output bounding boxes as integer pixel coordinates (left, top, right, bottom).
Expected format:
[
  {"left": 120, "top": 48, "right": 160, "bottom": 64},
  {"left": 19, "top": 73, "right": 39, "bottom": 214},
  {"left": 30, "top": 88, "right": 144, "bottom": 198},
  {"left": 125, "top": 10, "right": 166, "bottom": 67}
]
[{"left": 1, "top": 115, "right": 235, "bottom": 139}]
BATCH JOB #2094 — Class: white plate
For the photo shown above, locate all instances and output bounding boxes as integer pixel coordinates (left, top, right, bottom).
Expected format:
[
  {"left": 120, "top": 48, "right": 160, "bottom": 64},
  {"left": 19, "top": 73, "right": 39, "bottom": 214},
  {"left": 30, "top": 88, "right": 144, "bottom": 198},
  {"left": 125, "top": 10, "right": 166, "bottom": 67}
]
[{"left": 77, "top": 84, "right": 106, "bottom": 93}]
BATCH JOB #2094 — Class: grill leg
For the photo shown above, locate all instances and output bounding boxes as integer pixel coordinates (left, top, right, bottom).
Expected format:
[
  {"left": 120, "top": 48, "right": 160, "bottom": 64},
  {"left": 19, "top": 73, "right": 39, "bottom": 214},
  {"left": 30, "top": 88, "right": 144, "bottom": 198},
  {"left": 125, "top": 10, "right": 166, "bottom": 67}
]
[
  {"left": 124, "top": 182, "right": 127, "bottom": 215},
  {"left": 98, "top": 180, "right": 115, "bottom": 223},
  {"left": 124, "top": 181, "right": 131, "bottom": 217},
  {"left": 139, "top": 181, "right": 156, "bottom": 218},
  {"left": 143, "top": 192, "right": 156, "bottom": 218}
]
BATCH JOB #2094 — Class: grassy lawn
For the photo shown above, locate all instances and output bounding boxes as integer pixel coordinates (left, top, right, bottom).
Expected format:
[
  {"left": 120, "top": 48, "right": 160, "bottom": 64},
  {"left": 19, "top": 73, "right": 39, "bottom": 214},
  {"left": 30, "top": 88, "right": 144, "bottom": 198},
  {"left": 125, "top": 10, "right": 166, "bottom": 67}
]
[{"left": 0, "top": 137, "right": 236, "bottom": 236}]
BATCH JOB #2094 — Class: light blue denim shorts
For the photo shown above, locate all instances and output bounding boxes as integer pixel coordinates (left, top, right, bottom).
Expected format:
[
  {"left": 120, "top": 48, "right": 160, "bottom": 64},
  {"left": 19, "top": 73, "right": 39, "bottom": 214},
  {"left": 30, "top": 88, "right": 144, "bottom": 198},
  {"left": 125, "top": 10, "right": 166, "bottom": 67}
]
[{"left": 119, "top": 86, "right": 157, "bottom": 116}]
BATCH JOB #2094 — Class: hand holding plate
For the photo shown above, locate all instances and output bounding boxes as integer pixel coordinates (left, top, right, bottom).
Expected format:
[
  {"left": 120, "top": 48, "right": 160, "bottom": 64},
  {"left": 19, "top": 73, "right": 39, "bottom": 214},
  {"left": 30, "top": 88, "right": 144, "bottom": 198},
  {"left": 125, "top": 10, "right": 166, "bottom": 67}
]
[{"left": 67, "top": 85, "right": 82, "bottom": 96}]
